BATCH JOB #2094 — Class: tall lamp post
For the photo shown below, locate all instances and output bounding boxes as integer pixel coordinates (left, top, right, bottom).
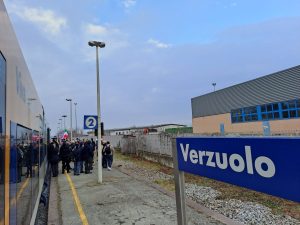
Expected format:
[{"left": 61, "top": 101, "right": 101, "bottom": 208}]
[
  {"left": 62, "top": 115, "right": 67, "bottom": 130},
  {"left": 66, "top": 98, "right": 73, "bottom": 141},
  {"left": 74, "top": 102, "right": 78, "bottom": 137},
  {"left": 57, "top": 122, "right": 61, "bottom": 137},
  {"left": 59, "top": 118, "right": 63, "bottom": 139},
  {"left": 88, "top": 40, "right": 105, "bottom": 183},
  {"left": 57, "top": 125, "right": 60, "bottom": 139},
  {"left": 59, "top": 118, "right": 63, "bottom": 130}
]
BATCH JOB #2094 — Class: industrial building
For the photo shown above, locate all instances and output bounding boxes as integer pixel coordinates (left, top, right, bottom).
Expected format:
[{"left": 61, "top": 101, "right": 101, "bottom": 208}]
[
  {"left": 106, "top": 124, "right": 187, "bottom": 136},
  {"left": 191, "top": 65, "right": 300, "bottom": 135}
]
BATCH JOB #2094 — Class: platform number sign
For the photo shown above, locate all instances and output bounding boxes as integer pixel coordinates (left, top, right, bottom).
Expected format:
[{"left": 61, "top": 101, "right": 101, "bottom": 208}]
[{"left": 84, "top": 115, "right": 98, "bottom": 129}]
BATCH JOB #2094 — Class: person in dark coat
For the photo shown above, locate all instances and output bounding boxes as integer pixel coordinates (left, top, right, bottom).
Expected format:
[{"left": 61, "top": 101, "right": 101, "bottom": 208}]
[
  {"left": 17, "top": 143, "right": 24, "bottom": 182},
  {"left": 81, "top": 140, "right": 93, "bottom": 174},
  {"left": 103, "top": 141, "right": 114, "bottom": 171},
  {"left": 72, "top": 141, "right": 82, "bottom": 175},
  {"left": 88, "top": 141, "right": 94, "bottom": 171},
  {"left": 48, "top": 137, "right": 60, "bottom": 177},
  {"left": 102, "top": 141, "right": 107, "bottom": 168},
  {"left": 25, "top": 143, "right": 33, "bottom": 178},
  {"left": 90, "top": 138, "right": 96, "bottom": 169},
  {"left": 59, "top": 140, "right": 71, "bottom": 173},
  {"left": 78, "top": 141, "right": 84, "bottom": 173}
]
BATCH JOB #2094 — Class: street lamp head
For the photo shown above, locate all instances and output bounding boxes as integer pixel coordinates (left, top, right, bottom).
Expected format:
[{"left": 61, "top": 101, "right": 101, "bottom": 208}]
[
  {"left": 212, "top": 82, "right": 216, "bottom": 92},
  {"left": 28, "top": 98, "right": 37, "bottom": 101},
  {"left": 66, "top": 98, "right": 72, "bottom": 101},
  {"left": 88, "top": 41, "right": 105, "bottom": 48}
]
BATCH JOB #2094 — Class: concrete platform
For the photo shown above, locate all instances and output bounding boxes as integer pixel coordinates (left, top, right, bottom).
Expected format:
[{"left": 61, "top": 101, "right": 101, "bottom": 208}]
[{"left": 48, "top": 162, "right": 237, "bottom": 225}]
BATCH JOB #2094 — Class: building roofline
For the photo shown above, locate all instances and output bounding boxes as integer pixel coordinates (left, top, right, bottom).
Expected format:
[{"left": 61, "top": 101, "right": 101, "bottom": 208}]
[
  {"left": 106, "top": 123, "right": 187, "bottom": 132},
  {"left": 191, "top": 65, "right": 300, "bottom": 100}
]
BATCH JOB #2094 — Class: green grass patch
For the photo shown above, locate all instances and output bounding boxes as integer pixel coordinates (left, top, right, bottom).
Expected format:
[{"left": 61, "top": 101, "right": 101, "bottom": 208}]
[{"left": 154, "top": 179, "right": 175, "bottom": 192}]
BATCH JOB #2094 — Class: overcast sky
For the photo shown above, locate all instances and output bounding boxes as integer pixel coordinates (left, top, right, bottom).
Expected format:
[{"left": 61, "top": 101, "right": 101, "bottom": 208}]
[{"left": 4, "top": 0, "right": 300, "bottom": 133}]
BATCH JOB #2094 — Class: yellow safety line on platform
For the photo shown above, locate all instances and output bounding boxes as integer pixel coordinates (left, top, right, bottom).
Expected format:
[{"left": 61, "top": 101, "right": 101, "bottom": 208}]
[
  {"left": 11, "top": 177, "right": 29, "bottom": 205},
  {"left": 0, "top": 177, "right": 29, "bottom": 224},
  {"left": 65, "top": 173, "right": 89, "bottom": 225}
]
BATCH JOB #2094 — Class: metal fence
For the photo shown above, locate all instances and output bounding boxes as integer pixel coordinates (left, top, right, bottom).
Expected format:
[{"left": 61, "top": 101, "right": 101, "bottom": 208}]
[
  {"left": 104, "top": 128, "right": 300, "bottom": 158},
  {"left": 104, "top": 133, "right": 196, "bottom": 156}
]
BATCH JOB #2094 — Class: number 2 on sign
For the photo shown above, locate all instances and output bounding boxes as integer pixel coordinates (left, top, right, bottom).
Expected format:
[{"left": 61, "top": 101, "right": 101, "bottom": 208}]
[{"left": 88, "top": 118, "right": 94, "bottom": 127}]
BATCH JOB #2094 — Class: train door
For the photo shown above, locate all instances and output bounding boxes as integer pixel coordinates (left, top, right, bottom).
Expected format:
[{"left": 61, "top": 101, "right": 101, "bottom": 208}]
[{"left": 0, "top": 51, "right": 6, "bottom": 224}]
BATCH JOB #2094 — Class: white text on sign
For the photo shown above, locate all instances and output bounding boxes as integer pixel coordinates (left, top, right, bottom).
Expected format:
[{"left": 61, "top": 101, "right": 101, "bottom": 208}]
[{"left": 179, "top": 144, "right": 275, "bottom": 178}]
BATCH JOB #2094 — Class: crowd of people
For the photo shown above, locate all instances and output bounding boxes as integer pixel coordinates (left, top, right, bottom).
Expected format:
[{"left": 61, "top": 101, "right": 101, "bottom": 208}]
[{"left": 47, "top": 137, "right": 114, "bottom": 177}]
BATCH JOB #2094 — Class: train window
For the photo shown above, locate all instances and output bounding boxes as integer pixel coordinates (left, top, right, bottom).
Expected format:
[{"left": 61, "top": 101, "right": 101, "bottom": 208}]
[
  {"left": 16, "top": 125, "right": 33, "bottom": 225},
  {"left": 0, "top": 51, "right": 6, "bottom": 225},
  {"left": 31, "top": 130, "right": 40, "bottom": 212},
  {"left": 10, "top": 122, "right": 17, "bottom": 225}
]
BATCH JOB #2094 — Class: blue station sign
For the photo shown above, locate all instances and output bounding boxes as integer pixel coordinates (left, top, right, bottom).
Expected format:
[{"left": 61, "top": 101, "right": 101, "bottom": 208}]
[
  {"left": 83, "top": 115, "right": 98, "bottom": 129},
  {"left": 176, "top": 137, "right": 300, "bottom": 202}
]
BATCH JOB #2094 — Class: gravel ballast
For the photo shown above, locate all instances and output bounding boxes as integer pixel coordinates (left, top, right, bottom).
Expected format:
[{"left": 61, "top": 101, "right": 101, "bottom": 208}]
[{"left": 116, "top": 157, "right": 300, "bottom": 225}]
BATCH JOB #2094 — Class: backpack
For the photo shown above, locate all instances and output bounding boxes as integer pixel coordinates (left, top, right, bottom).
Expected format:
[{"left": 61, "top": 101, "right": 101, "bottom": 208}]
[{"left": 105, "top": 145, "right": 111, "bottom": 155}]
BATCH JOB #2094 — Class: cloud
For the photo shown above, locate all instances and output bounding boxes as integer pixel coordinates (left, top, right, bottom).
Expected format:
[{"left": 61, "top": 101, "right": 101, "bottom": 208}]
[
  {"left": 147, "top": 38, "right": 172, "bottom": 48},
  {"left": 10, "top": 4, "right": 67, "bottom": 36},
  {"left": 122, "top": 0, "right": 137, "bottom": 8},
  {"left": 85, "top": 23, "right": 109, "bottom": 35}
]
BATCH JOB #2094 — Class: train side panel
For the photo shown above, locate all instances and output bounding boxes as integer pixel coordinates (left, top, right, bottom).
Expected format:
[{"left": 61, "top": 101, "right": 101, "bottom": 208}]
[{"left": 0, "top": 2, "right": 48, "bottom": 225}]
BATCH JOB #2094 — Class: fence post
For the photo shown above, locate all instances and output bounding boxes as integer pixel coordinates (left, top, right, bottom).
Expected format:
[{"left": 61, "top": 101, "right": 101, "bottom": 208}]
[{"left": 172, "top": 138, "right": 187, "bottom": 225}]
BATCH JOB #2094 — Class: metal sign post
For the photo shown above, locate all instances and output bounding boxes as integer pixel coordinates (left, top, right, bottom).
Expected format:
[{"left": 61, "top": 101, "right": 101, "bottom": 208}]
[
  {"left": 172, "top": 139, "right": 187, "bottom": 225},
  {"left": 83, "top": 115, "right": 102, "bottom": 183}
]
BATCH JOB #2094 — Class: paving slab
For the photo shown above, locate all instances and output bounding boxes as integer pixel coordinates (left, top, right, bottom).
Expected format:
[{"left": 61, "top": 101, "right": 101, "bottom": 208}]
[{"left": 50, "top": 163, "right": 229, "bottom": 225}]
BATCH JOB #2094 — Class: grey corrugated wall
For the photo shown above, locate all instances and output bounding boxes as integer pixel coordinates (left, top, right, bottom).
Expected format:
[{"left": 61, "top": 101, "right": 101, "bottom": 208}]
[{"left": 192, "top": 65, "right": 300, "bottom": 118}]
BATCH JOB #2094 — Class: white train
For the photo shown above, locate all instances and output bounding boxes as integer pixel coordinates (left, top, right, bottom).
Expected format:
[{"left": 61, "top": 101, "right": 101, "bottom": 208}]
[{"left": 0, "top": 2, "right": 49, "bottom": 225}]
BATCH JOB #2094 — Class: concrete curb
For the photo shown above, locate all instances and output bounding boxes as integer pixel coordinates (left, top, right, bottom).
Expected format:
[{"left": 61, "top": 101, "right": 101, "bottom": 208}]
[
  {"left": 47, "top": 177, "right": 61, "bottom": 225},
  {"left": 118, "top": 167, "right": 243, "bottom": 225}
]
